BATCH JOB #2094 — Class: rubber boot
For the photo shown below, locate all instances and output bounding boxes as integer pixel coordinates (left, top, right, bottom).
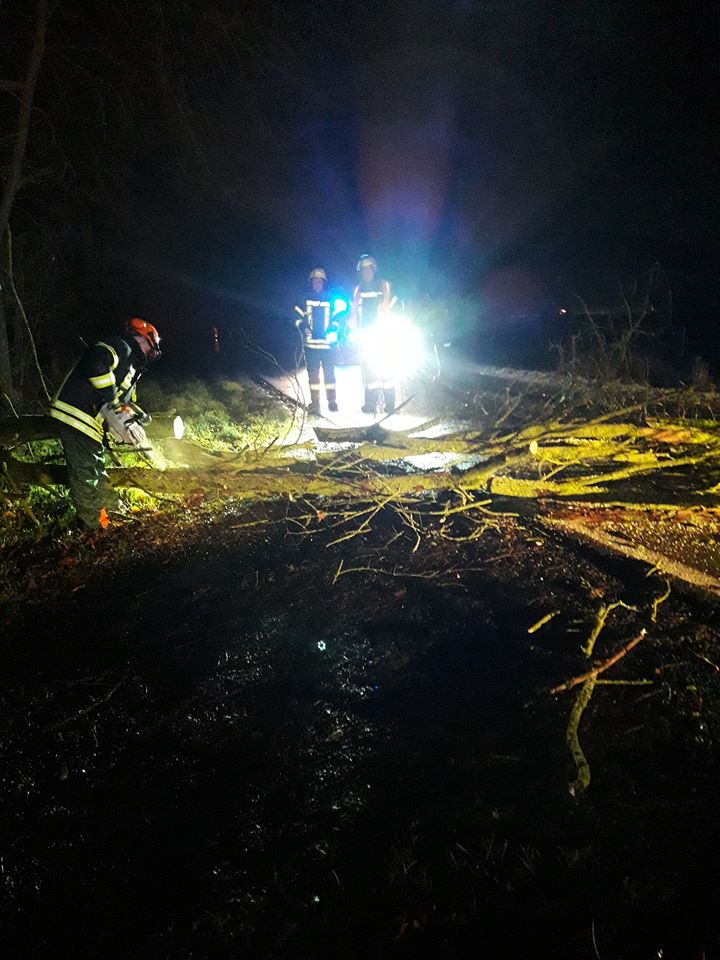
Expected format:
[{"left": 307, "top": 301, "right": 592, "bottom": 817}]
[
  {"left": 326, "top": 387, "right": 338, "bottom": 413},
  {"left": 383, "top": 387, "right": 396, "bottom": 414},
  {"left": 362, "top": 387, "right": 378, "bottom": 414}
]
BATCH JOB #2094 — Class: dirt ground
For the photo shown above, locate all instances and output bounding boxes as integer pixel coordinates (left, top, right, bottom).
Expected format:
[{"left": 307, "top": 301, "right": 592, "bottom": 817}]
[{"left": 2, "top": 495, "right": 720, "bottom": 959}]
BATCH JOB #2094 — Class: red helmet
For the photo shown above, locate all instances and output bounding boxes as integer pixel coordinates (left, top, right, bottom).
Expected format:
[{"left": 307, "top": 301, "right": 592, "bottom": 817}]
[{"left": 127, "top": 317, "right": 161, "bottom": 358}]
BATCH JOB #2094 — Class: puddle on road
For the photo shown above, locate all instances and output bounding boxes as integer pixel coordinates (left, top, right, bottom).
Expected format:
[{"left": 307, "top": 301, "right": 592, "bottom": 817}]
[{"left": 402, "top": 451, "right": 486, "bottom": 472}]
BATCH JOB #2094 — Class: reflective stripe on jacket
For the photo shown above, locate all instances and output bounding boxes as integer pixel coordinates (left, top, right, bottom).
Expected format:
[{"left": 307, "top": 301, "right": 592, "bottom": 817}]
[
  {"left": 50, "top": 336, "right": 143, "bottom": 441},
  {"left": 352, "top": 279, "right": 391, "bottom": 328},
  {"left": 300, "top": 297, "right": 339, "bottom": 349}
]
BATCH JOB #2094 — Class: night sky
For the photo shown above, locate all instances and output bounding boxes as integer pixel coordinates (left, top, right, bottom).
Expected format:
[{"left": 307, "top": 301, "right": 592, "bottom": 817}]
[{"left": 2, "top": 0, "right": 718, "bottom": 367}]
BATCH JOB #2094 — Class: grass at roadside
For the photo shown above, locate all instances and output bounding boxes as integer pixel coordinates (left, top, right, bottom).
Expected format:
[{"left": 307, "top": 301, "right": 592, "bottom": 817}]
[
  {"left": 141, "top": 376, "right": 292, "bottom": 452},
  {"left": 0, "top": 375, "right": 294, "bottom": 573}
]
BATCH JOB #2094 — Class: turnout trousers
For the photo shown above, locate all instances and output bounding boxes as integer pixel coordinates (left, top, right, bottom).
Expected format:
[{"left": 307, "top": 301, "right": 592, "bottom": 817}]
[
  {"left": 306, "top": 347, "right": 337, "bottom": 412},
  {"left": 360, "top": 362, "right": 396, "bottom": 415},
  {"left": 60, "top": 426, "right": 119, "bottom": 529}
]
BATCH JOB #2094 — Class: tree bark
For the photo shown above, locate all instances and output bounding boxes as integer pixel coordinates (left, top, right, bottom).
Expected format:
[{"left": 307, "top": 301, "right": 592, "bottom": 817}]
[
  {"left": 0, "top": 0, "right": 49, "bottom": 243},
  {"left": 0, "top": 0, "right": 50, "bottom": 405},
  {"left": 0, "top": 414, "right": 60, "bottom": 444},
  {"left": 0, "top": 294, "right": 13, "bottom": 407}
]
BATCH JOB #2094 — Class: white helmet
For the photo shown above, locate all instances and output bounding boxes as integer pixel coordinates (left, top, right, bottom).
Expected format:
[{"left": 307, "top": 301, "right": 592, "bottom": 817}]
[
  {"left": 309, "top": 267, "right": 327, "bottom": 281},
  {"left": 357, "top": 254, "right": 377, "bottom": 271}
]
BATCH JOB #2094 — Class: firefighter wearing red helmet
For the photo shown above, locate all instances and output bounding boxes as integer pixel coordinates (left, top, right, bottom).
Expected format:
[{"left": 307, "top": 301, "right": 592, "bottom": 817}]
[{"left": 49, "top": 318, "right": 162, "bottom": 529}]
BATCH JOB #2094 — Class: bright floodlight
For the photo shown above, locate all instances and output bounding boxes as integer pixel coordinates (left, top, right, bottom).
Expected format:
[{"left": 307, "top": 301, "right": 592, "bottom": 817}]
[
  {"left": 359, "top": 313, "right": 425, "bottom": 380},
  {"left": 173, "top": 415, "right": 185, "bottom": 439}
]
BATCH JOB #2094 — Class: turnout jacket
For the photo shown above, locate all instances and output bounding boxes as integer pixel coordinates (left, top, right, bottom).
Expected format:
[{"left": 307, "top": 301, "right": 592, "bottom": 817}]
[
  {"left": 299, "top": 293, "right": 339, "bottom": 350},
  {"left": 352, "top": 277, "right": 391, "bottom": 329},
  {"left": 50, "top": 336, "right": 145, "bottom": 442}
]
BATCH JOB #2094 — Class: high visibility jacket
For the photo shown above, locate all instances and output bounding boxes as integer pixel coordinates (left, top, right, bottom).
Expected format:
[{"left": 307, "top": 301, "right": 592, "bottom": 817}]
[
  {"left": 352, "top": 278, "right": 391, "bottom": 329},
  {"left": 300, "top": 295, "right": 339, "bottom": 350},
  {"left": 49, "top": 336, "right": 145, "bottom": 442}
]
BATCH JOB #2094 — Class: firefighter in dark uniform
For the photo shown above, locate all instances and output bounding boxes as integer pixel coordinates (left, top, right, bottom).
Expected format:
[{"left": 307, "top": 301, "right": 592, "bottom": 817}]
[
  {"left": 351, "top": 254, "right": 393, "bottom": 413},
  {"left": 296, "top": 267, "right": 340, "bottom": 415},
  {"left": 49, "top": 318, "right": 161, "bottom": 529}
]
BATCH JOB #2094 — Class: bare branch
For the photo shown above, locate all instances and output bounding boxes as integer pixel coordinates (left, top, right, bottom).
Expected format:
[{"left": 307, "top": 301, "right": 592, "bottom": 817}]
[
  {"left": 0, "top": 0, "right": 50, "bottom": 244},
  {"left": 6, "top": 226, "right": 52, "bottom": 401}
]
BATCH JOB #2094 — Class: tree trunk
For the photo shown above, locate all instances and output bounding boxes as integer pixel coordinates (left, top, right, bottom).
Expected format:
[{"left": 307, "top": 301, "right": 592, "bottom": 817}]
[
  {"left": 0, "top": 454, "right": 478, "bottom": 499},
  {"left": 0, "top": 0, "right": 49, "bottom": 243},
  {"left": 0, "top": 292, "right": 13, "bottom": 406},
  {"left": 0, "top": 0, "right": 50, "bottom": 409},
  {"left": 3, "top": 411, "right": 720, "bottom": 507},
  {"left": 0, "top": 414, "right": 60, "bottom": 443}
]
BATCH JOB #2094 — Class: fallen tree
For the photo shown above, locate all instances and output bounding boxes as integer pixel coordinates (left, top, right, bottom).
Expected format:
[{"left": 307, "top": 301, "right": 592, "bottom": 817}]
[
  {"left": 4, "top": 407, "right": 720, "bottom": 507},
  {"left": 0, "top": 414, "right": 59, "bottom": 444}
]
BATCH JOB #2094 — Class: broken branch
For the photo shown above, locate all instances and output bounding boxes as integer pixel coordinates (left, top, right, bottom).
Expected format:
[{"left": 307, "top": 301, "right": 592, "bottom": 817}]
[{"left": 550, "top": 629, "right": 648, "bottom": 695}]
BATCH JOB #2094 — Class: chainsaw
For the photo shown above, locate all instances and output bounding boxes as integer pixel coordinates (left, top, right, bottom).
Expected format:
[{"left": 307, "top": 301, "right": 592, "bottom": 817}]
[{"left": 100, "top": 401, "right": 168, "bottom": 471}]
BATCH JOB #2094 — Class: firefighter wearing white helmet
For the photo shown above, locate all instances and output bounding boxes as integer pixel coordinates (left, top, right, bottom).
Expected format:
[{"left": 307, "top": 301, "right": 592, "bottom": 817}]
[
  {"left": 351, "top": 254, "right": 393, "bottom": 413},
  {"left": 294, "top": 267, "right": 340, "bottom": 414}
]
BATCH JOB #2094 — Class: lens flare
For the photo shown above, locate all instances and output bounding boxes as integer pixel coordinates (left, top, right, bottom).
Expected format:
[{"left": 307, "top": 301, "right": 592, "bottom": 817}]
[{"left": 359, "top": 313, "right": 425, "bottom": 379}]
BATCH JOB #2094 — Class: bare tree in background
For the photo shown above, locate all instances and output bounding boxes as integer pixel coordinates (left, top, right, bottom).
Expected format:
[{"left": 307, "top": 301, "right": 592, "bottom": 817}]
[{"left": 0, "top": 0, "right": 49, "bottom": 408}]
